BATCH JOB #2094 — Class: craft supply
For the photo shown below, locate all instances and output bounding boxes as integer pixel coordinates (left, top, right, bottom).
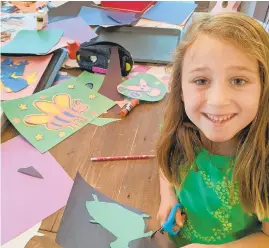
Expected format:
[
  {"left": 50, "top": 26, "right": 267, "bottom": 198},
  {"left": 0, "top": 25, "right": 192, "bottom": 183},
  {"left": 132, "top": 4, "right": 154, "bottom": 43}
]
[
  {"left": 117, "top": 73, "right": 167, "bottom": 102},
  {"left": 151, "top": 203, "right": 183, "bottom": 238},
  {"left": 1, "top": 80, "right": 115, "bottom": 153},
  {"left": 1, "top": 136, "right": 73, "bottom": 245},
  {"left": 77, "top": 40, "right": 133, "bottom": 76},
  {"left": 36, "top": 9, "right": 48, "bottom": 30},
  {"left": 56, "top": 173, "right": 159, "bottom": 248},
  {"left": 91, "top": 155, "right": 155, "bottom": 162},
  {"left": 1, "top": 30, "right": 63, "bottom": 55},
  {"left": 120, "top": 99, "right": 140, "bottom": 116},
  {"left": 94, "top": 26, "right": 181, "bottom": 64},
  {"left": 67, "top": 40, "right": 80, "bottom": 59}
]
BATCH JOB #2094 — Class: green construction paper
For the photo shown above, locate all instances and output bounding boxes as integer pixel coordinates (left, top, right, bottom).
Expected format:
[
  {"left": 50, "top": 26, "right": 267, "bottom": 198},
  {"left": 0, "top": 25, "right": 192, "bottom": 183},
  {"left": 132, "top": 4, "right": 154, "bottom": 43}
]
[
  {"left": 86, "top": 194, "right": 152, "bottom": 248},
  {"left": 90, "top": 118, "right": 121, "bottom": 126},
  {"left": 1, "top": 79, "right": 115, "bottom": 153},
  {"left": 76, "top": 71, "right": 105, "bottom": 92},
  {"left": 1, "top": 30, "right": 63, "bottom": 55},
  {"left": 117, "top": 73, "right": 167, "bottom": 102}
]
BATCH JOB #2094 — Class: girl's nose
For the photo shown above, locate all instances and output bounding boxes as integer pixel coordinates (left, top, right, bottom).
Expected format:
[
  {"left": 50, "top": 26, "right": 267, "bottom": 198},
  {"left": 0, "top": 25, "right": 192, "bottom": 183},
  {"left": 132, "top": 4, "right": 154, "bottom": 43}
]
[{"left": 206, "top": 83, "right": 231, "bottom": 106}]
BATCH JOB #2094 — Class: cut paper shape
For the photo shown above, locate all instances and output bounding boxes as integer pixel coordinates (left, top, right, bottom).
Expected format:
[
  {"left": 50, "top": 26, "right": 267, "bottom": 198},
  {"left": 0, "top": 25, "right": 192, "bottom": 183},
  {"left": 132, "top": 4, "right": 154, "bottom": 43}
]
[
  {"left": 1, "top": 57, "right": 31, "bottom": 92},
  {"left": 46, "top": 16, "right": 97, "bottom": 43},
  {"left": 24, "top": 93, "right": 89, "bottom": 130},
  {"left": 1, "top": 222, "right": 44, "bottom": 248},
  {"left": 1, "top": 2, "right": 19, "bottom": 13},
  {"left": 76, "top": 71, "right": 105, "bottom": 91},
  {"left": 52, "top": 72, "right": 73, "bottom": 85},
  {"left": 106, "top": 10, "right": 138, "bottom": 24},
  {"left": 1, "top": 30, "right": 64, "bottom": 55},
  {"left": 2, "top": 80, "right": 115, "bottom": 153},
  {"left": 86, "top": 194, "right": 152, "bottom": 248},
  {"left": 18, "top": 166, "right": 43, "bottom": 179},
  {"left": 1, "top": 136, "right": 73, "bottom": 245},
  {"left": 90, "top": 117, "right": 121, "bottom": 126},
  {"left": 117, "top": 73, "right": 166, "bottom": 102},
  {"left": 56, "top": 173, "right": 159, "bottom": 248},
  {"left": 19, "top": 104, "right": 28, "bottom": 110},
  {"left": 1, "top": 55, "right": 53, "bottom": 100},
  {"left": 78, "top": 6, "right": 135, "bottom": 26},
  {"left": 100, "top": 1, "right": 155, "bottom": 13},
  {"left": 142, "top": 1, "right": 197, "bottom": 25},
  {"left": 99, "top": 47, "right": 123, "bottom": 101}
]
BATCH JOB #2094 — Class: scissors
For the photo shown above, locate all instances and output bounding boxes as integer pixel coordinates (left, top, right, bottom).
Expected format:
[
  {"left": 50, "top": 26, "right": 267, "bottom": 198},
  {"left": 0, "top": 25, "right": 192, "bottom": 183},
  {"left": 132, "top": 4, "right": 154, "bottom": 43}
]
[{"left": 151, "top": 203, "right": 183, "bottom": 238}]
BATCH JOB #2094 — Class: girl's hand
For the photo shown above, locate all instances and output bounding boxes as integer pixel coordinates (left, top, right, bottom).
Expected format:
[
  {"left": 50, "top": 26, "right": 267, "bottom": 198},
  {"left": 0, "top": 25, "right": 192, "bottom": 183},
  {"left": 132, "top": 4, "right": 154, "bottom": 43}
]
[{"left": 157, "top": 189, "right": 186, "bottom": 229}]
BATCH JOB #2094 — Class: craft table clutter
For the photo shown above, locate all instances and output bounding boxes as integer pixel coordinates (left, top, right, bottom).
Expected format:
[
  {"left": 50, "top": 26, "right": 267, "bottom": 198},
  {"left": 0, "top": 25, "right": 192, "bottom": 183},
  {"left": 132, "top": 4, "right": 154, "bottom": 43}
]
[{"left": 0, "top": 1, "right": 198, "bottom": 248}]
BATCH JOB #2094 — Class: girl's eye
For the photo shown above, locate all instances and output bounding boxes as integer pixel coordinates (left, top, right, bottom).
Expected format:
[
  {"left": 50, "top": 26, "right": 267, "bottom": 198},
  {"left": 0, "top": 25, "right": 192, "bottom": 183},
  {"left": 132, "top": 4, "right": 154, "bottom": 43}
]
[
  {"left": 194, "top": 79, "right": 208, "bottom": 85},
  {"left": 231, "top": 78, "right": 247, "bottom": 86}
]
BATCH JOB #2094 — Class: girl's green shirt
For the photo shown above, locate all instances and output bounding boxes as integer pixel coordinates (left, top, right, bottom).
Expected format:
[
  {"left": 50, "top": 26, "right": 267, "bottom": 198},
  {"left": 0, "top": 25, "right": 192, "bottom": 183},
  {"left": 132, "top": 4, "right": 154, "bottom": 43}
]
[{"left": 170, "top": 149, "right": 267, "bottom": 247}]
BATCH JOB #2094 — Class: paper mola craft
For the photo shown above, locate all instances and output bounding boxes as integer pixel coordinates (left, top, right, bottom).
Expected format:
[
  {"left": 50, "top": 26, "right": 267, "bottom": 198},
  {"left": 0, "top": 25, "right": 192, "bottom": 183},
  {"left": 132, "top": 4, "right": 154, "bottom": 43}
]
[
  {"left": 117, "top": 73, "right": 167, "bottom": 102},
  {"left": 1, "top": 80, "right": 115, "bottom": 153}
]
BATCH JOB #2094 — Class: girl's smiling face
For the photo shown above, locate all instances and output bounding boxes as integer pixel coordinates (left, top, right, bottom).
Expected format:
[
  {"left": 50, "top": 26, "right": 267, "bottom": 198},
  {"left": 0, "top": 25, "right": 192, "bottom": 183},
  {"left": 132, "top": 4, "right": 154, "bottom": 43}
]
[{"left": 181, "top": 34, "right": 261, "bottom": 143}]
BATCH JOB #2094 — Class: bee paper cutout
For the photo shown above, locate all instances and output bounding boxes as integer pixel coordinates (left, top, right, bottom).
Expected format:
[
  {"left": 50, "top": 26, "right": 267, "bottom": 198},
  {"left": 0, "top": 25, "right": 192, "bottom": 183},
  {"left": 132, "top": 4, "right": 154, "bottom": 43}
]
[
  {"left": 117, "top": 73, "right": 166, "bottom": 102},
  {"left": 1, "top": 80, "right": 116, "bottom": 153},
  {"left": 24, "top": 94, "right": 89, "bottom": 130}
]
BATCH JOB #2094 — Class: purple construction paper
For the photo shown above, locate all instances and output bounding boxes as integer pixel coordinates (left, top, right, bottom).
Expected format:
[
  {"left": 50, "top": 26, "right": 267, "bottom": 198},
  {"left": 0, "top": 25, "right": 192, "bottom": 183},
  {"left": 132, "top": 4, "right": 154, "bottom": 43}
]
[
  {"left": 1, "top": 136, "right": 73, "bottom": 245},
  {"left": 46, "top": 16, "right": 97, "bottom": 43}
]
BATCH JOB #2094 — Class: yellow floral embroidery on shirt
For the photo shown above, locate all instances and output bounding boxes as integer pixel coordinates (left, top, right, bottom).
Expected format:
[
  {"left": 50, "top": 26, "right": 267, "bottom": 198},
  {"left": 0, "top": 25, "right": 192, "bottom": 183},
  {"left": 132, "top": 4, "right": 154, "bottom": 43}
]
[{"left": 177, "top": 168, "right": 240, "bottom": 243}]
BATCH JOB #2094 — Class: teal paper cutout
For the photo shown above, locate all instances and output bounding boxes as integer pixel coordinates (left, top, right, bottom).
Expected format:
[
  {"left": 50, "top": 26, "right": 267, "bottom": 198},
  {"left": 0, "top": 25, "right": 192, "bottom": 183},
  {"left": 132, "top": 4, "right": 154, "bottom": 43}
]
[
  {"left": 86, "top": 194, "right": 152, "bottom": 248},
  {"left": 117, "top": 73, "right": 167, "bottom": 102},
  {"left": 1, "top": 30, "right": 63, "bottom": 55},
  {"left": 90, "top": 118, "right": 121, "bottom": 126},
  {"left": 76, "top": 71, "right": 105, "bottom": 92}
]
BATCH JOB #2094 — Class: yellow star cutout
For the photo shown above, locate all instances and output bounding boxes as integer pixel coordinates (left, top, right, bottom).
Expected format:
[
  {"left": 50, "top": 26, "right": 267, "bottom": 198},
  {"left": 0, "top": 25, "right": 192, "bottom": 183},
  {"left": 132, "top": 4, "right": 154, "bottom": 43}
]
[
  {"left": 89, "top": 94, "right": 96, "bottom": 99},
  {"left": 12, "top": 117, "right": 20, "bottom": 124},
  {"left": 67, "top": 84, "right": 75, "bottom": 89},
  {"left": 19, "top": 104, "right": 27, "bottom": 110},
  {"left": 35, "top": 134, "right": 43, "bottom": 141},
  {"left": 58, "top": 132, "right": 65, "bottom": 138}
]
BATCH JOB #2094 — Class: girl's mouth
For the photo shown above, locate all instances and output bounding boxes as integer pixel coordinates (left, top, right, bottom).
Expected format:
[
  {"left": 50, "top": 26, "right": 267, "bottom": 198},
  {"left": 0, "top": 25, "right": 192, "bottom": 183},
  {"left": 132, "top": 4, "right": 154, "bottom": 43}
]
[{"left": 202, "top": 113, "right": 237, "bottom": 125}]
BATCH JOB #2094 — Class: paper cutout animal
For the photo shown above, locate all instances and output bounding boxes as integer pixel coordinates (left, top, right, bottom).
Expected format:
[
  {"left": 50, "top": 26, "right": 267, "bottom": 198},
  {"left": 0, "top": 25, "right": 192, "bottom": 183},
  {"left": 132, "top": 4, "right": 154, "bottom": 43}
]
[
  {"left": 24, "top": 94, "right": 89, "bottom": 130},
  {"left": 118, "top": 78, "right": 161, "bottom": 97},
  {"left": 86, "top": 194, "right": 152, "bottom": 248},
  {"left": 1, "top": 57, "right": 37, "bottom": 92}
]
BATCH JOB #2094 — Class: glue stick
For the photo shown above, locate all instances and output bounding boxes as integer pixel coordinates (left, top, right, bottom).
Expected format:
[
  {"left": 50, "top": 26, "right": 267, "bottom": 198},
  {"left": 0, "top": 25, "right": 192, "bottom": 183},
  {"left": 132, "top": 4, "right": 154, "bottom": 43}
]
[
  {"left": 120, "top": 99, "right": 140, "bottom": 117},
  {"left": 36, "top": 9, "right": 48, "bottom": 30}
]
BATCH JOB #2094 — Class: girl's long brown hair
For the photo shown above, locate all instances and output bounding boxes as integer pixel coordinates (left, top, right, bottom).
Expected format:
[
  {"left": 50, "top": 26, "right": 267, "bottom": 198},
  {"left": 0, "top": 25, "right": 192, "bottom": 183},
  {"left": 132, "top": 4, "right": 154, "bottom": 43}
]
[{"left": 156, "top": 12, "right": 269, "bottom": 220}]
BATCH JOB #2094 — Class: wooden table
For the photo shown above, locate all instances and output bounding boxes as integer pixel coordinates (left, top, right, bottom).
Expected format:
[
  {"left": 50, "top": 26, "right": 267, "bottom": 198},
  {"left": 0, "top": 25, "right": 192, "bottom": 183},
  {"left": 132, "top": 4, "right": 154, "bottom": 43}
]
[{"left": 1, "top": 69, "right": 174, "bottom": 247}]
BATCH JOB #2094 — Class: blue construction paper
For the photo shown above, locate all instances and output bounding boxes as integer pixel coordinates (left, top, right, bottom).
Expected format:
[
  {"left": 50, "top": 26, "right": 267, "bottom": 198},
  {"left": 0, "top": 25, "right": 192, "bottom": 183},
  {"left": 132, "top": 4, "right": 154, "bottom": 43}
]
[
  {"left": 1, "top": 58, "right": 29, "bottom": 92},
  {"left": 142, "top": 2, "right": 197, "bottom": 25},
  {"left": 1, "top": 30, "right": 63, "bottom": 55},
  {"left": 78, "top": 6, "right": 135, "bottom": 26},
  {"left": 106, "top": 10, "right": 138, "bottom": 24}
]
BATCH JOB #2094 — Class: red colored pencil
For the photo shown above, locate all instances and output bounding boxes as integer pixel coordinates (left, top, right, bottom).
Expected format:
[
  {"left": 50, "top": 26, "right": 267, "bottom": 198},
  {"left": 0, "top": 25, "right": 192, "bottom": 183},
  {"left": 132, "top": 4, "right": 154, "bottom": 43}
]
[{"left": 91, "top": 155, "right": 155, "bottom": 162}]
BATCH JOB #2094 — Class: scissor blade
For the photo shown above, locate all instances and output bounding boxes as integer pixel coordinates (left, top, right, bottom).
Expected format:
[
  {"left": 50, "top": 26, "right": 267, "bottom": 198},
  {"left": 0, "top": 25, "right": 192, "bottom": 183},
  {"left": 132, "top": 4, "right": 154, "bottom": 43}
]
[{"left": 151, "top": 227, "right": 163, "bottom": 239}]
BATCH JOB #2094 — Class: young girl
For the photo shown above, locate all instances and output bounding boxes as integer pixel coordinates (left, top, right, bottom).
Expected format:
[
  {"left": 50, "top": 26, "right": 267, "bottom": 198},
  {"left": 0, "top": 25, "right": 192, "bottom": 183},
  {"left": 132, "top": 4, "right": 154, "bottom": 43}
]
[{"left": 156, "top": 12, "right": 269, "bottom": 248}]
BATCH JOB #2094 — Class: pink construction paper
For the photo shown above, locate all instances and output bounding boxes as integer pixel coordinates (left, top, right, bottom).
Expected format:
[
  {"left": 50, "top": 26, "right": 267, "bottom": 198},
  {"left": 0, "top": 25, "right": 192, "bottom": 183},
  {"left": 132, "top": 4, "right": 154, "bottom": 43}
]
[
  {"left": 46, "top": 16, "right": 97, "bottom": 43},
  {"left": 1, "top": 136, "right": 73, "bottom": 245},
  {"left": 1, "top": 55, "right": 52, "bottom": 100}
]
